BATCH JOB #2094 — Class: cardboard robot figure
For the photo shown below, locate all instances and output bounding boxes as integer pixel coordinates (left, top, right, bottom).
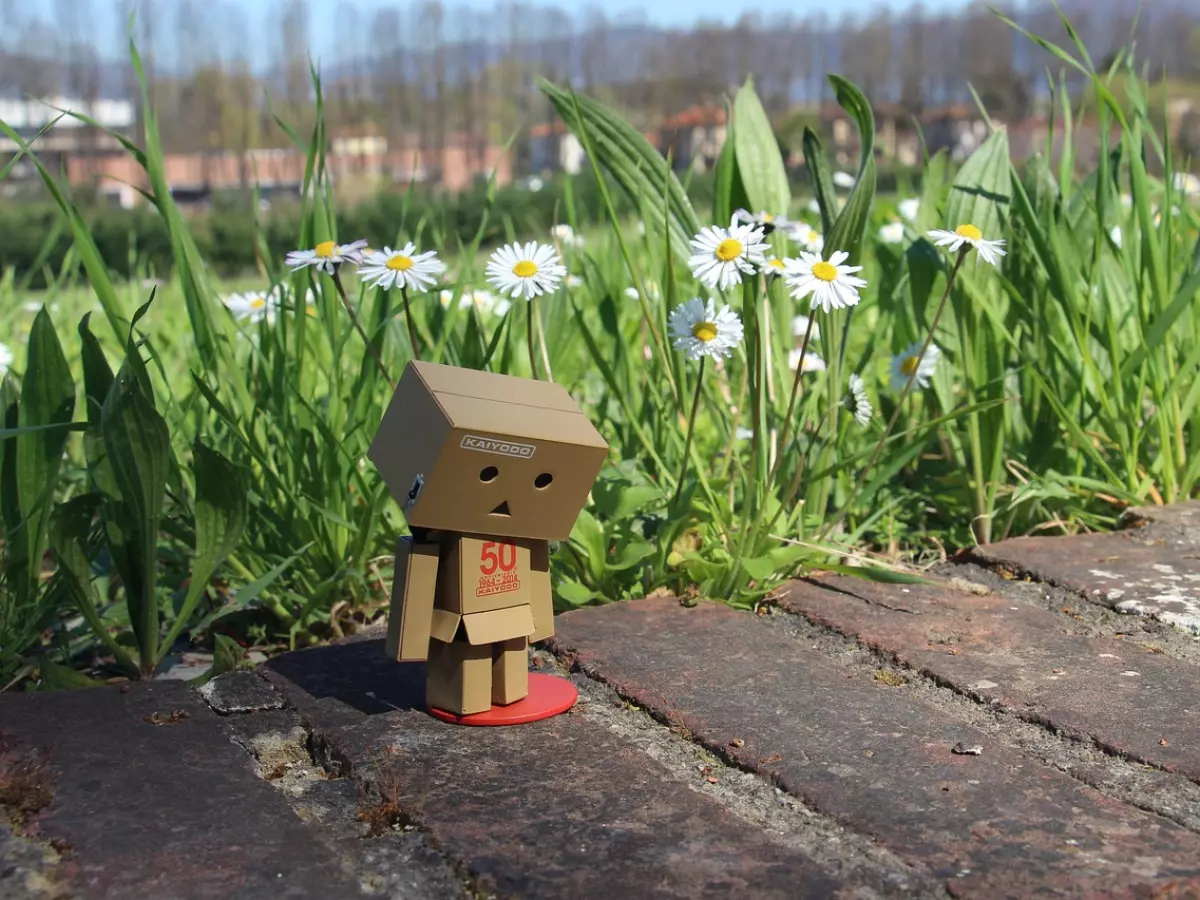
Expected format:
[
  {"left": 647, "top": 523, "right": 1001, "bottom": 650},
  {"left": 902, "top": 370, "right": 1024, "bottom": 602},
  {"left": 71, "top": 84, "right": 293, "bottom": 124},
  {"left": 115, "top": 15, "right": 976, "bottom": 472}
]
[{"left": 368, "top": 361, "right": 608, "bottom": 723}]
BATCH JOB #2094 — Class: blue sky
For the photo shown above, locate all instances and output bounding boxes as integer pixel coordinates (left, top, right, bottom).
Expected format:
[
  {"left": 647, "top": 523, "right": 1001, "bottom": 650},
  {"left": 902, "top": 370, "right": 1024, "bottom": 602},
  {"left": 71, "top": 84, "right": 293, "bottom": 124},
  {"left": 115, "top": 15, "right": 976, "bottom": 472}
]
[{"left": 317, "top": 0, "right": 976, "bottom": 33}]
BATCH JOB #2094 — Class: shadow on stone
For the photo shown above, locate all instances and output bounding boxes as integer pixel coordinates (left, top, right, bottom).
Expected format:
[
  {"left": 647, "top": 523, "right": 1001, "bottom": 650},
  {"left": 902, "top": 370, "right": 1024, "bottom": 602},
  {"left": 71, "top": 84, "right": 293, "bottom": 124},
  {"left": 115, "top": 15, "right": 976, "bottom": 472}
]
[{"left": 265, "top": 637, "right": 427, "bottom": 717}]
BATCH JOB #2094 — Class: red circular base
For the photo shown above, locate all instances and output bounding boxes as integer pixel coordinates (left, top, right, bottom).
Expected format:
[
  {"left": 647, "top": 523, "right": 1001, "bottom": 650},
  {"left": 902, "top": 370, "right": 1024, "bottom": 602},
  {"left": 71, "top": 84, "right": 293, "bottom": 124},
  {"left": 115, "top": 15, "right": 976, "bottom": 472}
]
[{"left": 428, "top": 673, "right": 578, "bottom": 726}]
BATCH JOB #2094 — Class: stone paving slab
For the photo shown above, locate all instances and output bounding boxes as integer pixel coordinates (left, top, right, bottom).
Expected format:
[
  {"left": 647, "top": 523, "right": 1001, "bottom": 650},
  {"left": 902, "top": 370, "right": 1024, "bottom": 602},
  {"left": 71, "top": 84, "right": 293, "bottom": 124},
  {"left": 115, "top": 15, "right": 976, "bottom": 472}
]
[
  {"left": 0, "top": 680, "right": 367, "bottom": 900},
  {"left": 262, "top": 636, "right": 849, "bottom": 900},
  {"left": 550, "top": 596, "right": 1200, "bottom": 899},
  {"left": 776, "top": 576, "right": 1200, "bottom": 782},
  {"left": 966, "top": 531, "right": 1200, "bottom": 635}
]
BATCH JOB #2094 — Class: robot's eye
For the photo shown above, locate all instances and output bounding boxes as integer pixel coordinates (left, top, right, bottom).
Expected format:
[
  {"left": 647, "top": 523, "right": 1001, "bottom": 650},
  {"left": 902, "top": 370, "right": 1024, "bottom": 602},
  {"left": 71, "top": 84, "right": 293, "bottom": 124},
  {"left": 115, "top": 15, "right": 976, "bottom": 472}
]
[
  {"left": 479, "top": 466, "right": 499, "bottom": 482},
  {"left": 534, "top": 473, "right": 553, "bottom": 489}
]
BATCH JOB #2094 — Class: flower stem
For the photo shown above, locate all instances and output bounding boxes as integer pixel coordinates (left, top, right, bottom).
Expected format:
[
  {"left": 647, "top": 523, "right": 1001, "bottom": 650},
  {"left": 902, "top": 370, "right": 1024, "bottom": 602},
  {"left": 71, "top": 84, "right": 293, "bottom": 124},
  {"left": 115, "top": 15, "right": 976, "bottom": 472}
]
[
  {"left": 817, "top": 247, "right": 968, "bottom": 541},
  {"left": 332, "top": 269, "right": 396, "bottom": 388},
  {"left": 526, "top": 295, "right": 541, "bottom": 380},
  {"left": 765, "top": 311, "right": 818, "bottom": 492},
  {"left": 671, "top": 357, "right": 706, "bottom": 507},
  {"left": 535, "top": 295, "right": 555, "bottom": 382},
  {"left": 399, "top": 285, "right": 422, "bottom": 362}
]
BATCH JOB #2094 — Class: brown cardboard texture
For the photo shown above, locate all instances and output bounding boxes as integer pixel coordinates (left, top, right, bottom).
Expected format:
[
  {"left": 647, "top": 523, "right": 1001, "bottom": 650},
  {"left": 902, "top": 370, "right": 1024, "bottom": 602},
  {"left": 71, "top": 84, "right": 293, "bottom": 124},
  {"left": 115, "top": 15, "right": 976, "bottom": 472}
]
[
  {"left": 439, "top": 535, "right": 531, "bottom": 614},
  {"left": 384, "top": 540, "right": 440, "bottom": 662},
  {"left": 426, "top": 640, "right": 492, "bottom": 715},
  {"left": 368, "top": 361, "right": 609, "bottom": 541}
]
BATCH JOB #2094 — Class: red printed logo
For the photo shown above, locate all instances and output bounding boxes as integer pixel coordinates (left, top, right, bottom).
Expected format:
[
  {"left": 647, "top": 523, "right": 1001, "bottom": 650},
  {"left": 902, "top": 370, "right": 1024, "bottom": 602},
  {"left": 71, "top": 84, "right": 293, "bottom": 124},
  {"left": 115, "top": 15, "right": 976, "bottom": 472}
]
[{"left": 478, "top": 541, "right": 520, "bottom": 596}]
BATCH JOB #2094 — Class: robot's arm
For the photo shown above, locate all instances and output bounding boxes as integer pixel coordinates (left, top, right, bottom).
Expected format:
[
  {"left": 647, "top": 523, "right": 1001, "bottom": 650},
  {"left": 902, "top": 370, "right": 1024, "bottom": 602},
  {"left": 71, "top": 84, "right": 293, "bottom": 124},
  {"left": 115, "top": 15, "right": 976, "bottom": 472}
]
[
  {"left": 384, "top": 535, "right": 441, "bottom": 662},
  {"left": 528, "top": 539, "right": 554, "bottom": 643}
]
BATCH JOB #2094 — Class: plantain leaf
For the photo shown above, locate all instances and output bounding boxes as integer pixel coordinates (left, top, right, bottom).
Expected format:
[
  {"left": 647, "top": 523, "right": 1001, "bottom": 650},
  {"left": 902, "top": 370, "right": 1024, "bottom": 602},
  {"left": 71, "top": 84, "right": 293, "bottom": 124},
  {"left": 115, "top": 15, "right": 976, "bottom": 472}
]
[
  {"left": 540, "top": 79, "right": 701, "bottom": 262},
  {"left": 944, "top": 128, "right": 1011, "bottom": 245},
  {"left": 733, "top": 77, "right": 790, "bottom": 220},
  {"left": 13, "top": 310, "right": 76, "bottom": 609},
  {"left": 157, "top": 440, "right": 249, "bottom": 663},
  {"left": 713, "top": 98, "right": 749, "bottom": 227},
  {"left": 101, "top": 363, "right": 171, "bottom": 675},
  {"left": 824, "top": 76, "right": 878, "bottom": 266},
  {"left": 802, "top": 127, "right": 838, "bottom": 235}
]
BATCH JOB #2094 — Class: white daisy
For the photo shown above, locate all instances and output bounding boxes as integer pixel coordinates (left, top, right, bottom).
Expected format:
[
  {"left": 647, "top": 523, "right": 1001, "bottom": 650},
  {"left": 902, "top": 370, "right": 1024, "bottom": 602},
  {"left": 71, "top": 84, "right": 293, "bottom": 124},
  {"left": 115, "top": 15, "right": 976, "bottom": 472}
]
[
  {"left": 624, "top": 286, "right": 640, "bottom": 301},
  {"left": 928, "top": 224, "right": 1006, "bottom": 267},
  {"left": 890, "top": 341, "right": 941, "bottom": 393},
  {"left": 285, "top": 239, "right": 368, "bottom": 274},
  {"left": 792, "top": 314, "right": 820, "bottom": 341},
  {"left": 806, "top": 198, "right": 822, "bottom": 215},
  {"left": 22, "top": 301, "right": 40, "bottom": 313},
  {"left": 847, "top": 373, "right": 872, "bottom": 427},
  {"left": 476, "top": 292, "right": 511, "bottom": 318},
  {"left": 783, "top": 250, "right": 868, "bottom": 313},
  {"left": 735, "top": 427, "right": 754, "bottom": 441},
  {"left": 687, "top": 218, "right": 769, "bottom": 291},
  {"left": 878, "top": 222, "right": 905, "bottom": 244},
  {"left": 1172, "top": 172, "right": 1200, "bottom": 195},
  {"left": 832, "top": 171, "right": 856, "bottom": 189},
  {"left": 788, "top": 348, "right": 826, "bottom": 373},
  {"left": 897, "top": 198, "right": 920, "bottom": 221},
  {"left": 733, "top": 209, "right": 789, "bottom": 234},
  {"left": 1110, "top": 225, "right": 1122, "bottom": 248},
  {"left": 764, "top": 256, "right": 788, "bottom": 279},
  {"left": 438, "top": 289, "right": 473, "bottom": 310},
  {"left": 636, "top": 221, "right": 647, "bottom": 237},
  {"left": 566, "top": 274, "right": 585, "bottom": 289},
  {"left": 667, "top": 297, "right": 744, "bottom": 361},
  {"left": 358, "top": 244, "right": 445, "bottom": 292},
  {"left": 550, "top": 223, "right": 584, "bottom": 248},
  {"left": 786, "top": 223, "right": 825, "bottom": 254},
  {"left": 485, "top": 241, "right": 567, "bottom": 301},
  {"left": 223, "top": 290, "right": 279, "bottom": 324},
  {"left": 0, "top": 341, "right": 12, "bottom": 374}
]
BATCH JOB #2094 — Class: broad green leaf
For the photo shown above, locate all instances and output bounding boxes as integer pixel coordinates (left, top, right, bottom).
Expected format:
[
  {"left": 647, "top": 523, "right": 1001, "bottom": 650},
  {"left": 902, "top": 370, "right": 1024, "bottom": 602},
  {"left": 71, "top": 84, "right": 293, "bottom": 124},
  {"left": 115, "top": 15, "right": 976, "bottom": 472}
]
[
  {"left": 608, "top": 540, "right": 656, "bottom": 572},
  {"left": 590, "top": 481, "right": 663, "bottom": 521},
  {"left": 824, "top": 76, "right": 877, "bottom": 265},
  {"left": 47, "top": 494, "right": 140, "bottom": 677},
  {"left": 37, "top": 659, "right": 105, "bottom": 690},
  {"left": 158, "top": 440, "right": 250, "bottom": 662},
  {"left": 817, "top": 562, "right": 935, "bottom": 585},
  {"left": 101, "top": 364, "right": 171, "bottom": 674},
  {"left": 916, "top": 149, "right": 950, "bottom": 233},
  {"left": 210, "top": 634, "right": 247, "bottom": 677},
  {"left": 555, "top": 577, "right": 599, "bottom": 608},
  {"left": 944, "top": 129, "right": 1011, "bottom": 245},
  {"left": 712, "top": 99, "right": 749, "bottom": 227},
  {"left": 540, "top": 79, "right": 701, "bottom": 262},
  {"left": 0, "top": 376, "right": 22, "bottom": 575},
  {"left": 733, "top": 77, "right": 790, "bottom": 219},
  {"left": 802, "top": 127, "right": 838, "bottom": 235},
  {"left": 188, "top": 541, "right": 315, "bottom": 637},
  {"left": 14, "top": 310, "right": 75, "bottom": 607}
]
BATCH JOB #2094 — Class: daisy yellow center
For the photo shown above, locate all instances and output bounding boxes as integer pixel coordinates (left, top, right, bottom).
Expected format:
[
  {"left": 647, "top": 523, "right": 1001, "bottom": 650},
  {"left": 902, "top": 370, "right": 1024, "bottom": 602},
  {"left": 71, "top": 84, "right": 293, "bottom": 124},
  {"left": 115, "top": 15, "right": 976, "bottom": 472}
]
[
  {"left": 768, "top": 259, "right": 785, "bottom": 270},
  {"left": 692, "top": 321, "right": 719, "bottom": 342},
  {"left": 715, "top": 238, "right": 743, "bottom": 262},
  {"left": 386, "top": 255, "right": 414, "bottom": 271},
  {"left": 762, "top": 214, "right": 774, "bottom": 222},
  {"left": 314, "top": 241, "right": 337, "bottom": 258},
  {"left": 249, "top": 297, "right": 266, "bottom": 309},
  {"left": 954, "top": 224, "right": 982, "bottom": 241},
  {"left": 811, "top": 261, "right": 838, "bottom": 282},
  {"left": 513, "top": 260, "right": 538, "bottom": 278},
  {"left": 900, "top": 356, "right": 920, "bottom": 376}
]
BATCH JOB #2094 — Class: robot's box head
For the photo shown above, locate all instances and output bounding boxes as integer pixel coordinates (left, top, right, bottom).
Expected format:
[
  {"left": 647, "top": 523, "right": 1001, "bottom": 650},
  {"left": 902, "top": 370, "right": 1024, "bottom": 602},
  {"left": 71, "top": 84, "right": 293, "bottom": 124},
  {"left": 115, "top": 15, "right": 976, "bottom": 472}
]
[{"left": 369, "top": 361, "right": 609, "bottom": 541}]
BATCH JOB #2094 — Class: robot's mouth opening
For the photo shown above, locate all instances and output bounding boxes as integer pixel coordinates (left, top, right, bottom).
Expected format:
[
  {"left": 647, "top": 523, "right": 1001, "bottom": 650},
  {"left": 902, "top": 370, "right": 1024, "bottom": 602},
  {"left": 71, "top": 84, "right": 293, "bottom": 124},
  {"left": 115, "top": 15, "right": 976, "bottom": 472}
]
[{"left": 488, "top": 500, "right": 511, "bottom": 517}]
